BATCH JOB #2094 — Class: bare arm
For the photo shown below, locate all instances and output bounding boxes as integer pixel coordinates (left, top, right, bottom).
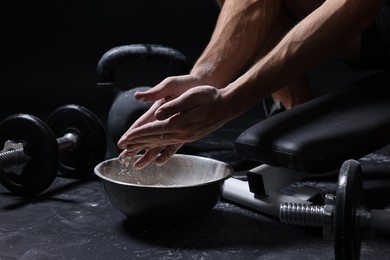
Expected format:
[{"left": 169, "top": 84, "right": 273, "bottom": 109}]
[
  {"left": 222, "top": 0, "right": 384, "bottom": 116},
  {"left": 190, "top": 0, "right": 282, "bottom": 88},
  {"left": 118, "top": 0, "right": 383, "bottom": 169}
]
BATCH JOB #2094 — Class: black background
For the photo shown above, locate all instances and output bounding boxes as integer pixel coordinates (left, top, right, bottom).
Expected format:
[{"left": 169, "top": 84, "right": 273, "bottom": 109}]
[
  {"left": 4, "top": 0, "right": 219, "bottom": 116},
  {"left": 5, "top": 0, "right": 378, "bottom": 119}
]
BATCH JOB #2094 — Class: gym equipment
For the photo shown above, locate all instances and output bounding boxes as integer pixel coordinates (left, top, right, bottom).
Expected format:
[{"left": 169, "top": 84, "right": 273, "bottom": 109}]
[
  {"left": 94, "top": 154, "right": 233, "bottom": 222},
  {"left": 0, "top": 115, "right": 59, "bottom": 196},
  {"left": 46, "top": 104, "right": 107, "bottom": 178},
  {"left": 279, "top": 159, "right": 390, "bottom": 260},
  {"left": 0, "top": 104, "right": 106, "bottom": 196},
  {"left": 234, "top": 72, "right": 390, "bottom": 173},
  {"left": 106, "top": 86, "right": 152, "bottom": 145},
  {"left": 221, "top": 70, "right": 390, "bottom": 259},
  {"left": 96, "top": 44, "right": 190, "bottom": 143}
]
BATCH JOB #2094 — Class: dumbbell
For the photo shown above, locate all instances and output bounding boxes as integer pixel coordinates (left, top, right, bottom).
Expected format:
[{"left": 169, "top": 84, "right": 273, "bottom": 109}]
[
  {"left": 279, "top": 159, "right": 390, "bottom": 260},
  {"left": 0, "top": 104, "right": 106, "bottom": 196},
  {"left": 96, "top": 44, "right": 190, "bottom": 144}
]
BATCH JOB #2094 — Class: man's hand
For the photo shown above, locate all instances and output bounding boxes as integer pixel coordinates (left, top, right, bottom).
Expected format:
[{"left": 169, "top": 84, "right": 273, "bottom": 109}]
[
  {"left": 118, "top": 85, "right": 232, "bottom": 169},
  {"left": 117, "top": 75, "right": 221, "bottom": 169}
]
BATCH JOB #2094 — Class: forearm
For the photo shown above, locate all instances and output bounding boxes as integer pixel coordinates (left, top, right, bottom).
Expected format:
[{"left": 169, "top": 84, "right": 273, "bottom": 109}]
[
  {"left": 223, "top": 0, "right": 383, "bottom": 116},
  {"left": 191, "top": 0, "right": 282, "bottom": 88}
]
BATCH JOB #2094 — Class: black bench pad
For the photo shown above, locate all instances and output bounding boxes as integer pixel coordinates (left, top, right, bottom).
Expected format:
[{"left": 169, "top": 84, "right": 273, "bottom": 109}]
[{"left": 235, "top": 71, "right": 390, "bottom": 173}]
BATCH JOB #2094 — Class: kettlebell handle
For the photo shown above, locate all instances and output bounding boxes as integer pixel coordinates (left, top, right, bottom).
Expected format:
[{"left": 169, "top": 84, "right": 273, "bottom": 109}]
[{"left": 97, "top": 44, "right": 189, "bottom": 86}]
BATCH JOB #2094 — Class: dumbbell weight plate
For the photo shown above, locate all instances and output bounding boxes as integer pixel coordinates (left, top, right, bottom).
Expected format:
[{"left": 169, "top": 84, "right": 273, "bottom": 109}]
[
  {"left": 0, "top": 114, "right": 59, "bottom": 196},
  {"left": 334, "top": 159, "right": 363, "bottom": 260},
  {"left": 46, "top": 104, "right": 106, "bottom": 178}
]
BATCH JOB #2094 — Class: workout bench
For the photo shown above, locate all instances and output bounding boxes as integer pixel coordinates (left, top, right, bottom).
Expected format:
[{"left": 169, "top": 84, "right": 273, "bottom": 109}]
[{"left": 221, "top": 70, "right": 390, "bottom": 259}]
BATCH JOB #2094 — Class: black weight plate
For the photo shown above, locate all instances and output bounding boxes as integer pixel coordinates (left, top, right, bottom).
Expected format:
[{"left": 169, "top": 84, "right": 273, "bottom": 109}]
[
  {"left": 334, "top": 159, "right": 363, "bottom": 260},
  {"left": 0, "top": 114, "right": 59, "bottom": 196},
  {"left": 46, "top": 104, "right": 106, "bottom": 178}
]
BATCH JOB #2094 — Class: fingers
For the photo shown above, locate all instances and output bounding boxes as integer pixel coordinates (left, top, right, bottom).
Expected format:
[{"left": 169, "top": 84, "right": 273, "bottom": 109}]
[
  {"left": 134, "top": 75, "right": 200, "bottom": 103},
  {"left": 134, "top": 88, "right": 164, "bottom": 103},
  {"left": 133, "top": 147, "right": 162, "bottom": 170},
  {"left": 120, "top": 132, "right": 183, "bottom": 153},
  {"left": 118, "top": 147, "right": 160, "bottom": 170},
  {"left": 155, "top": 144, "right": 182, "bottom": 166},
  {"left": 118, "top": 149, "right": 143, "bottom": 161},
  {"left": 119, "top": 86, "right": 223, "bottom": 151},
  {"left": 134, "top": 77, "right": 178, "bottom": 102},
  {"left": 118, "top": 98, "right": 201, "bottom": 149},
  {"left": 117, "top": 100, "right": 163, "bottom": 149},
  {"left": 118, "top": 120, "right": 167, "bottom": 149},
  {"left": 154, "top": 90, "right": 199, "bottom": 120},
  {"left": 118, "top": 144, "right": 183, "bottom": 170}
]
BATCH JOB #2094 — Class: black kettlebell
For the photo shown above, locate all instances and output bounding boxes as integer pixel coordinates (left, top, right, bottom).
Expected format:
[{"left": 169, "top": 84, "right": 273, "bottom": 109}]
[
  {"left": 96, "top": 44, "right": 190, "bottom": 144},
  {"left": 107, "top": 86, "right": 151, "bottom": 144}
]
